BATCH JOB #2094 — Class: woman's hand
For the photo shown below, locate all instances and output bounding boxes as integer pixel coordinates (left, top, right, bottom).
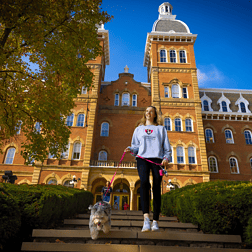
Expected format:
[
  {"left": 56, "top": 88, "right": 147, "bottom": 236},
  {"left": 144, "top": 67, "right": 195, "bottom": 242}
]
[
  {"left": 124, "top": 147, "right": 131, "bottom": 153},
  {"left": 161, "top": 159, "right": 169, "bottom": 166}
]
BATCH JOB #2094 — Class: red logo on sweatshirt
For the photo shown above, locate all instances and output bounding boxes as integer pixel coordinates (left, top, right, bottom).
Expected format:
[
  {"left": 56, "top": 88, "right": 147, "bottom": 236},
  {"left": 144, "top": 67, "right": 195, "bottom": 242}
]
[{"left": 145, "top": 129, "right": 153, "bottom": 135}]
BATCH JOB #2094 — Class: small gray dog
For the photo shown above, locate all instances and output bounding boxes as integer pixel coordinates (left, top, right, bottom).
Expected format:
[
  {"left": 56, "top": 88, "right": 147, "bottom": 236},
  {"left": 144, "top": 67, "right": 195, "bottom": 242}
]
[{"left": 88, "top": 201, "right": 111, "bottom": 240}]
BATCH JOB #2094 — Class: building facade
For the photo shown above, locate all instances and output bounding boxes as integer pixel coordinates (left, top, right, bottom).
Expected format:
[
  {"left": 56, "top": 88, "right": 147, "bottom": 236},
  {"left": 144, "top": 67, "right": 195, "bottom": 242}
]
[{"left": 1, "top": 3, "right": 252, "bottom": 210}]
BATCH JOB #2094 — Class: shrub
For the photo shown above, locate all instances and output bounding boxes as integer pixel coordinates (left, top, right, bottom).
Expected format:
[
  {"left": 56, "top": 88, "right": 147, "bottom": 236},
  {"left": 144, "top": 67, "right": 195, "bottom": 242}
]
[{"left": 245, "top": 215, "right": 252, "bottom": 247}]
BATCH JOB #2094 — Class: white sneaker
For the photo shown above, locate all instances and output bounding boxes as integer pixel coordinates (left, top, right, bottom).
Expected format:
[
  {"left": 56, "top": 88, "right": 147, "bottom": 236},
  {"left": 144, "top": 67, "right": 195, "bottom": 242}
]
[
  {"left": 151, "top": 220, "right": 160, "bottom": 232},
  {"left": 141, "top": 217, "right": 151, "bottom": 232}
]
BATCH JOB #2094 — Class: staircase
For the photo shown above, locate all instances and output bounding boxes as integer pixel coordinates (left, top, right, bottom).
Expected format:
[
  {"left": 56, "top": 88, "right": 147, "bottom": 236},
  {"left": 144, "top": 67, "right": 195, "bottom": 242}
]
[{"left": 21, "top": 210, "right": 252, "bottom": 251}]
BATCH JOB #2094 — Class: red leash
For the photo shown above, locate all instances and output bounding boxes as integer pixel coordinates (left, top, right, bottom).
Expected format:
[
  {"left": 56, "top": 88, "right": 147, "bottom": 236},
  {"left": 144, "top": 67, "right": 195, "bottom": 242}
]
[{"left": 102, "top": 151, "right": 168, "bottom": 201}]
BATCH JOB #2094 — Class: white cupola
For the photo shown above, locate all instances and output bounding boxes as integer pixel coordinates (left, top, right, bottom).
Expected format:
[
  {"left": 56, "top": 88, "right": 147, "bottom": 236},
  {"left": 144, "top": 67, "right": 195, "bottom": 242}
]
[{"left": 158, "top": 2, "right": 175, "bottom": 20}]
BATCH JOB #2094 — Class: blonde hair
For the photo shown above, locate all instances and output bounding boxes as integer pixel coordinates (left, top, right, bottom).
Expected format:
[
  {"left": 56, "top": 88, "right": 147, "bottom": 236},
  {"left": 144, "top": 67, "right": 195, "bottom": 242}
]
[{"left": 140, "top": 106, "right": 161, "bottom": 126}]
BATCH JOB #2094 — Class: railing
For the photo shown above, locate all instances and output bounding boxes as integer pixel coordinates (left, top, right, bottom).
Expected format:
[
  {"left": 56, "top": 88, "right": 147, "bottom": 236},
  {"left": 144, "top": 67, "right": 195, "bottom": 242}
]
[{"left": 90, "top": 160, "right": 137, "bottom": 169}]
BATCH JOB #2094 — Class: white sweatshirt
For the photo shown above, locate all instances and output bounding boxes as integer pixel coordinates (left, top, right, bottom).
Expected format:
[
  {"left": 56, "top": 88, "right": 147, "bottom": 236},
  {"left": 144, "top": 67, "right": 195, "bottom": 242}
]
[{"left": 128, "top": 124, "right": 172, "bottom": 161}]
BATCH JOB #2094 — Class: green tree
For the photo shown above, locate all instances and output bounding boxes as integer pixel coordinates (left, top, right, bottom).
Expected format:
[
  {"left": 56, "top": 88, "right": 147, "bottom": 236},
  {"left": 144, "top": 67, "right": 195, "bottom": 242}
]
[{"left": 0, "top": 0, "right": 111, "bottom": 163}]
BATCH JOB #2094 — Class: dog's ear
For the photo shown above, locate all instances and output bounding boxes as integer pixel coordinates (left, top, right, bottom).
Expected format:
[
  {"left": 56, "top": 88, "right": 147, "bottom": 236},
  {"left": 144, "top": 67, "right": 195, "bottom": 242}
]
[{"left": 88, "top": 205, "right": 93, "bottom": 210}]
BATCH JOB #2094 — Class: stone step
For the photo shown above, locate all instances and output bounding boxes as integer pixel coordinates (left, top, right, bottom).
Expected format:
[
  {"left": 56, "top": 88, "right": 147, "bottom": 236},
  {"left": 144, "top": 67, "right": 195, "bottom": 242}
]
[
  {"left": 30, "top": 229, "right": 242, "bottom": 245},
  {"left": 21, "top": 243, "right": 252, "bottom": 252},
  {"left": 77, "top": 213, "right": 178, "bottom": 222},
  {"left": 64, "top": 219, "right": 198, "bottom": 230}
]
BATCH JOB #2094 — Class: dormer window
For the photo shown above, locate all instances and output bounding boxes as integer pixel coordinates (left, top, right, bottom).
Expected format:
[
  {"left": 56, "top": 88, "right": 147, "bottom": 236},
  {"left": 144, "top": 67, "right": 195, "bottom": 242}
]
[
  {"left": 240, "top": 102, "right": 246, "bottom": 113},
  {"left": 222, "top": 101, "right": 227, "bottom": 112},
  {"left": 203, "top": 100, "right": 209, "bottom": 111},
  {"left": 235, "top": 94, "right": 251, "bottom": 113}
]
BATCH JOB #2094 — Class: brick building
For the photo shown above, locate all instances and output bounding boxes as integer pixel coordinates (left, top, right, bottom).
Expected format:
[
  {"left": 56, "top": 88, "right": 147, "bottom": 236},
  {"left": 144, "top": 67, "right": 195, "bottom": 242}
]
[{"left": 1, "top": 3, "right": 252, "bottom": 210}]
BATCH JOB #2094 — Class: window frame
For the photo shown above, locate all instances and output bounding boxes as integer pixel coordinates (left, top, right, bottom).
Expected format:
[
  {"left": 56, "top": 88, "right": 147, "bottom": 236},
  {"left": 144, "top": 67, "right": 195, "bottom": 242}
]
[
  {"left": 160, "top": 49, "right": 167, "bottom": 62},
  {"left": 229, "top": 157, "right": 239, "bottom": 174},
  {"left": 101, "top": 122, "right": 109, "bottom": 137},
  {"left": 171, "top": 84, "right": 180, "bottom": 98},
  {"left": 66, "top": 113, "right": 74, "bottom": 127},
  {"left": 98, "top": 150, "right": 107, "bottom": 161},
  {"left": 170, "top": 50, "right": 177, "bottom": 63},
  {"left": 224, "top": 129, "right": 234, "bottom": 144},
  {"left": 5, "top": 147, "right": 16, "bottom": 164},
  {"left": 185, "top": 118, "right": 193, "bottom": 132},
  {"left": 72, "top": 142, "right": 81, "bottom": 160},
  {"left": 164, "top": 117, "right": 171, "bottom": 131},
  {"left": 205, "top": 128, "right": 214, "bottom": 143},
  {"left": 164, "top": 86, "right": 169, "bottom": 98},
  {"left": 182, "top": 87, "right": 188, "bottom": 98},
  {"left": 188, "top": 146, "right": 196, "bottom": 164},
  {"left": 179, "top": 50, "right": 187, "bottom": 63},
  {"left": 208, "top": 156, "right": 218, "bottom": 173},
  {"left": 132, "top": 94, "right": 137, "bottom": 107},
  {"left": 77, "top": 113, "right": 85, "bottom": 127},
  {"left": 121, "top": 92, "right": 130, "bottom": 106},
  {"left": 176, "top": 146, "right": 184, "bottom": 164},
  {"left": 114, "top": 93, "right": 119, "bottom": 106},
  {"left": 203, "top": 100, "right": 209, "bottom": 111},
  {"left": 82, "top": 87, "right": 87, "bottom": 94},
  {"left": 174, "top": 118, "right": 182, "bottom": 132},
  {"left": 244, "top": 130, "right": 252, "bottom": 145},
  {"left": 221, "top": 101, "right": 228, "bottom": 112}
]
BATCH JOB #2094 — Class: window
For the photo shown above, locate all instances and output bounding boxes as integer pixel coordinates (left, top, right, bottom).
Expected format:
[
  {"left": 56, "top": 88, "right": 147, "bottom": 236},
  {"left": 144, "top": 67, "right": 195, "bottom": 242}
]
[
  {"left": 225, "top": 129, "right": 234, "bottom": 144},
  {"left": 222, "top": 101, "right": 227, "bottom": 112},
  {"left": 5, "top": 148, "right": 16, "bottom": 164},
  {"left": 250, "top": 158, "right": 252, "bottom": 169},
  {"left": 35, "top": 122, "right": 41, "bottom": 133},
  {"left": 171, "top": 84, "right": 180, "bottom": 98},
  {"left": 61, "top": 142, "right": 70, "bottom": 159},
  {"left": 170, "top": 147, "right": 173, "bottom": 163},
  {"left": 77, "top": 114, "right": 85, "bottom": 127},
  {"left": 188, "top": 146, "right": 195, "bottom": 164},
  {"left": 205, "top": 128, "right": 214, "bottom": 143},
  {"left": 240, "top": 102, "right": 246, "bottom": 113},
  {"left": 175, "top": 118, "right": 182, "bottom": 132},
  {"left": 160, "top": 49, "right": 167, "bottom": 62},
  {"left": 176, "top": 146, "right": 184, "bottom": 164},
  {"left": 82, "top": 87, "right": 87, "bottom": 94},
  {"left": 122, "top": 93, "right": 130, "bottom": 106},
  {"left": 203, "top": 100, "right": 209, "bottom": 111},
  {"left": 66, "top": 114, "right": 74, "bottom": 126},
  {"left": 185, "top": 118, "right": 192, "bottom": 132},
  {"left": 164, "top": 87, "right": 169, "bottom": 98},
  {"left": 179, "top": 50, "right": 186, "bottom": 63},
  {"left": 170, "top": 50, "right": 176, "bottom": 63},
  {"left": 114, "top": 93, "right": 119, "bottom": 106},
  {"left": 48, "top": 179, "right": 57, "bottom": 185},
  {"left": 244, "top": 130, "right": 252, "bottom": 144},
  {"left": 72, "top": 142, "right": 81, "bottom": 160},
  {"left": 98, "top": 151, "right": 107, "bottom": 161},
  {"left": 208, "top": 156, "right": 218, "bottom": 173},
  {"left": 15, "top": 120, "right": 22, "bottom": 134},
  {"left": 182, "top": 87, "right": 188, "bottom": 98},
  {"left": 101, "top": 122, "right": 109, "bottom": 137},
  {"left": 132, "top": 94, "right": 137, "bottom": 107},
  {"left": 229, "top": 157, "right": 239, "bottom": 174},
  {"left": 164, "top": 118, "right": 171, "bottom": 131}
]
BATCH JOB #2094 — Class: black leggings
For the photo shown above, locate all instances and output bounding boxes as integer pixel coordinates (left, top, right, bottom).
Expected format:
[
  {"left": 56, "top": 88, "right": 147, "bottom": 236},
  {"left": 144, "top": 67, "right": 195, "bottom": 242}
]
[{"left": 137, "top": 158, "right": 162, "bottom": 221}]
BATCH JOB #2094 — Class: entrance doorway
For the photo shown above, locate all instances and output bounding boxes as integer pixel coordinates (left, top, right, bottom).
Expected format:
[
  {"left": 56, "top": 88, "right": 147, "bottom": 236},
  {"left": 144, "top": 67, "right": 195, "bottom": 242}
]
[
  {"left": 113, "top": 194, "right": 129, "bottom": 210},
  {"left": 112, "top": 180, "right": 130, "bottom": 210}
]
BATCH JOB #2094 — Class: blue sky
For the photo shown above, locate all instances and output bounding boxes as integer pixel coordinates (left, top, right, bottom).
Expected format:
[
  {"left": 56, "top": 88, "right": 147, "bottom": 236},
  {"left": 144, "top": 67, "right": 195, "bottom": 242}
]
[{"left": 101, "top": 0, "right": 252, "bottom": 90}]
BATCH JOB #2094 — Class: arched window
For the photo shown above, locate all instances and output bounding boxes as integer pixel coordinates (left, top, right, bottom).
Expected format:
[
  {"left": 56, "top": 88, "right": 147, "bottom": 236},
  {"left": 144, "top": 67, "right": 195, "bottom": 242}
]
[
  {"left": 164, "top": 118, "right": 171, "bottom": 131},
  {"left": 225, "top": 129, "right": 234, "bottom": 144},
  {"left": 175, "top": 118, "right": 182, "bottom": 131},
  {"left": 171, "top": 84, "right": 180, "bottom": 98},
  {"left": 170, "top": 50, "right": 176, "bottom": 63},
  {"left": 77, "top": 114, "right": 85, "bottom": 127},
  {"left": 35, "top": 122, "right": 41, "bottom": 133},
  {"left": 48, "top": 179, "right": 57, "bottom": 185},
  {"left": 221, "top": 101, "right": 227, "bottom": 112},
  {"left": 5, "top": 147, "right": 16, "bottom": 164},
  {"left": 185, "top": 118, "right": 192, "bottom": 132},
  {"left": 244, "top": 130, "right": 252, "bottom": 145},
  {"left": 114, "top": 93, "right": 119, "bottom": 106},
  {"left": 208, "top": 156, "right": 218, "bottom": 173},
  {"left": 98, "top": 151, "right": 107, "bottom": 161},
  {"left": 164, "top": 86, "right": 169, "bottom": 98},
  {"left": 101, "top": 122, "right": 109, "bottom": 137},
  {"left": 188, "top": 146, "right": 196, "bottom": 164},
  {"left": 72, "top": 142, "right": 81, "bottom": 160},
  {"left": 66, "top": 113, "right": 74, "bottom": 126},
  {"left": 122, "top": 93, "right": 130, "bottom": 106},
  {"left": 205, "top": 128, "right": 214, "bottom": 143},
  {"left": 240, "top": 102, "right": 246, "bottom": 113},
  {"left": 61, "top": 142, "right": 70, "bottom": 159},
  {"left": 229, "top": 157, "right": 239, "bottom": 174},
  {"left": 132, "top": 94, "right": 137, "bottom": 107},
  {"left": 176, "top": 146, "right": 184, "bottom": 164},
  {"left": 160, "top": 49, "right": 167, "bottom": 62},
  {"left": 179, "top": 50, "right": 186, "bottom": 63},
  {"left": 15, "top": 120, "right": 22, "bottom": 134},
  {"left": 203, "top": 100, "right": 209, "bottom": 111}
]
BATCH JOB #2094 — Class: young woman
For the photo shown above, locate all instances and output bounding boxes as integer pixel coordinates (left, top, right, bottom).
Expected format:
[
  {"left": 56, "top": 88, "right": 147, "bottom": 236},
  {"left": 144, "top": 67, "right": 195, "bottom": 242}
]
[
  {"left": 101, "top": 181, "right": 112, "bottom": 203},
  {"left": 125, "top": 106, "right": 171, "bottom": 232}
]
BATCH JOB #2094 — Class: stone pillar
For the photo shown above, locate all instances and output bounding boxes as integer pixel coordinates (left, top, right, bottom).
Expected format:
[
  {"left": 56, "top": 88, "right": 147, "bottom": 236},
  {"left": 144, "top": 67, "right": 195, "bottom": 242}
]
[{"left": 130, "top": 187, "right": 134, "bottom": 210}]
